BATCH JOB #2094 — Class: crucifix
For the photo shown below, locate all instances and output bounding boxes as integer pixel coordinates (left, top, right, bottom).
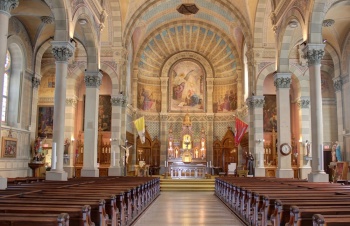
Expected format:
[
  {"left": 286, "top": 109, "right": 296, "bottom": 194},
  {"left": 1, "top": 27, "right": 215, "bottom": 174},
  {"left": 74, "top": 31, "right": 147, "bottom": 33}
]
[{"left": 120, "top": 139, "right": 132, "bottom": 176}]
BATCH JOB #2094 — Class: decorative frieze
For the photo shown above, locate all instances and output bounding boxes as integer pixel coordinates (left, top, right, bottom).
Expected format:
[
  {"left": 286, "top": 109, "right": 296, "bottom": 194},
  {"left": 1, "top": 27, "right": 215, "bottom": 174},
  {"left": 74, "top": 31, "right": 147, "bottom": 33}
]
[
  {"left": 41, "top": 16, "right": 54, "bottom": 24},
  {"left": 274, "top": 77, "right": 291, "bottom": 88},
  {"left": 66, "top": 98, "right": 78, "bottom": 106},
  {"left": 32, "top": 77, "right": 41, "bottom": 89},
  {"left": 297, "top": 97, "right": 310, "bottom": 109},
  {"left": 246, "top": 96, "right": 265, "bottom": 109},
  {"left": 303, "top": 49, "right": 324, "bottom": 66},
  {"left": 0, "top": 0, "right": 19, "bottom": 13},
  {"left": 333, "top": 77, "right": 342, "bottom": 92},
  {"left": 52, "top": 47, "right": 73, "bottom": 61},
  {"left": 84, "top": 73, "right": 102, "bottom": 88}
]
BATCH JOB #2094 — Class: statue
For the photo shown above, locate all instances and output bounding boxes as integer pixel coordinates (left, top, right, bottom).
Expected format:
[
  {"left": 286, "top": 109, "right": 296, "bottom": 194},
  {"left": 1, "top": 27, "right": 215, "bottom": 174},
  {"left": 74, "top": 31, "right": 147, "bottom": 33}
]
[
  {"left": 335, "top": 141, "right": 342, "bottom": 162},
  {"left": 121, "top": 141, "right": 132, "bottom": 165},
  {"left": 331, "top": 143, "right": 337, "bottom": 162},
  {"left": 247, "top": 152, "right": 254, "bottom": 176},
  {"left": 305, "top": 140, "right": 311, "bottom": 157}
]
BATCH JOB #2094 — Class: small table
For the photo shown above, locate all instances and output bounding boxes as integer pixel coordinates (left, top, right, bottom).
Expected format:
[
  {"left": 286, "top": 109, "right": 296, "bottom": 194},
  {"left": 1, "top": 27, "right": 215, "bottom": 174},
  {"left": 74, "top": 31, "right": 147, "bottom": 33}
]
[{"left": 28, "top": 162, "right": 45, "bottom": 177}]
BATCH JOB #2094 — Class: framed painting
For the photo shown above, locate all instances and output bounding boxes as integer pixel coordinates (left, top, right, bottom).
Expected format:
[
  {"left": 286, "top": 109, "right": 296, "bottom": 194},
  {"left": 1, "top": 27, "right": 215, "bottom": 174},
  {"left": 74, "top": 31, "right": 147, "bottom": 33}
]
[
  {"left": 2, "top": 137, "right": 17, "bottom": 158},
  {"left": 98, "top": 95, "right": 112, "bottom": 131},
  {"left": 37, "top": 106, "right": 54, "bottom": 138},
  {"left": 169, "top": 60, "right": 205, "bottom": 112},
  {"left": 263, "top": 95, "right": 277, "bottom": 132}
]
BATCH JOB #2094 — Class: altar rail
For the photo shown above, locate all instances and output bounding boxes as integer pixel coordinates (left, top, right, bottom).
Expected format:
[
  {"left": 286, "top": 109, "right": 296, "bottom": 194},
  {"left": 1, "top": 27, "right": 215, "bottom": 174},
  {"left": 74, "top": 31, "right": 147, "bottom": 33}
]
[{"left": 170, "top": 164, "right": 207, "bottom": 179}]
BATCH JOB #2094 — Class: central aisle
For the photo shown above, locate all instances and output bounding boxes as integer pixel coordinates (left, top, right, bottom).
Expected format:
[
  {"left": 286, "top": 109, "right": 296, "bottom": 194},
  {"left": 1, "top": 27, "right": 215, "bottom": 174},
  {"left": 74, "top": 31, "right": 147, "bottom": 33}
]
[{"left": 133, "top": 192, "right": 245, "bottom": 226}]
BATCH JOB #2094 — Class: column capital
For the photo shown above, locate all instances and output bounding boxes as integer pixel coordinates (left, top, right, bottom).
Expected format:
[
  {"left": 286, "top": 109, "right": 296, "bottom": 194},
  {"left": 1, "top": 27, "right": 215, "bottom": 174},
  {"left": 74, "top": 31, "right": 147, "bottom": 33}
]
[
  {"left": 111, "top": 94, "right": 127, "bottom": 106},
  {"left": 246, "top": 96, "right": 265, "bottom": 109},
  {"left": 66, "top": 97, "right": 78, "bottom": 107},
  {"left": 0, "top": 0, "right": 19, "bottom": 15},
  {"left": 297, "top": 96, "right": 310, "bottom": 109},
  {"left": 51, "top": 41, "right": 75, "bottom": 62},
  {"left": 333, "top": 77, "right": 343, "bottom": 92},
  {"left": 32, "top": 76, "right": 41, "bottom": 89},
  {"left": 303, "top": 44, "right": 325, "bottom": 66},
  {"left": 84, "top": 71, "right": 102, "bottom": 88},
  {"left": 274, "top": 73, "right": 292, "bottom": 89}
]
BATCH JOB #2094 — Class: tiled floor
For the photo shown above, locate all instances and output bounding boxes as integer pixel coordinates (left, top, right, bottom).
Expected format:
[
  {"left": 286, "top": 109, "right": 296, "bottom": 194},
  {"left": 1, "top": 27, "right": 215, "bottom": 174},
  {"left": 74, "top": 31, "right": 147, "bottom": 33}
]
[{"left": 133, "top": 192, "right": 245, "bottom": 226}]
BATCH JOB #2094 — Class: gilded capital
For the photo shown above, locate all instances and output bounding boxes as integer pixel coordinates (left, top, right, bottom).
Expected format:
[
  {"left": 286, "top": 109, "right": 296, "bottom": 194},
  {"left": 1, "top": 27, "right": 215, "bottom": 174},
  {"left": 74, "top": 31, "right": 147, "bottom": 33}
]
[
  {"left": 0, "top": 0, "right": 19, "bottom": 14},
  {"left": 66, "top": 98, "right": 78, "bottom": 106}
]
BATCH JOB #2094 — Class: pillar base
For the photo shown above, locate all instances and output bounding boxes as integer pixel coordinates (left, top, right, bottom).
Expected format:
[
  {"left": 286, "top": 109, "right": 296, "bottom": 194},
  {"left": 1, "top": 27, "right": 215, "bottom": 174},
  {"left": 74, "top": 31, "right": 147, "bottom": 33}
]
[
  {"left": 299, "top": 166, "right": 312, "bottom": 180},
  {"left": 308, "top": 172, "right": 329, "bottom": 182},
  {"left": 254, "top": 167, "right": 265, "bottom": 177},
  {"left": 46, "top": 170, "right": 68, "bottom": 181},
  {"left": 108, "top": 167, "right": 122, "bottom": 176},
  {"left": 0, "top": 177, "right": 7, "bottom": 190},
  {"left": 276, "top": 168, "right": 294, "bottom": 178},
  {"left": 63, "top": 166, "right": 74, "bottom": 178},
  {"left": 81, "top": 168, "right": 99, "bottom": 177}
]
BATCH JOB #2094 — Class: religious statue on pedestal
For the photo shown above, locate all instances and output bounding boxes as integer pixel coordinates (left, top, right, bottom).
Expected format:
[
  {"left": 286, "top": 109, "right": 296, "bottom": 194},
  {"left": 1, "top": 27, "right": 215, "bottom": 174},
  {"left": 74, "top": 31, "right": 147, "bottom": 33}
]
[{"left": 335, "top": 141, "right": 342, "bottom": 162}]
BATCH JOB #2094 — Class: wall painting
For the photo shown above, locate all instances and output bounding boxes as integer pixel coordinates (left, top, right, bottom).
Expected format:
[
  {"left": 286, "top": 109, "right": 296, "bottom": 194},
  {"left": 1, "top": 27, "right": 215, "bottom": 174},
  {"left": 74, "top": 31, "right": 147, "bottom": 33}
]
[
  {"left": 213, "top": 85, "right": 237, "bottom": 113},
  {"left": 37, "top": 106, "right": 54, "bottom": 138},
  {"left": 263, "top": 95, "right": 277, "bottom": 132}
]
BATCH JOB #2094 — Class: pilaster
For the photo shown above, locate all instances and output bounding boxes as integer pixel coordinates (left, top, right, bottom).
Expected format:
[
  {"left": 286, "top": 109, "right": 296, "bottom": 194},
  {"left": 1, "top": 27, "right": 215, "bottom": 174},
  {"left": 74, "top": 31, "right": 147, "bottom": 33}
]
[
  {"left": 81, "top": 71, "right": 102, "bottom": 177},
  {"left": 333, "top": 77, "right": 344, "bottom": 156},
  {"left": 274, "top": 73, "right": 293, "bottom": 178},
  {"left": 206, "top": 78, "right": 214, "bottom": 113},
  {"left": 246, "top": 96, "right": 265, "bottom": 177},
  {"left": 160, "top": 114, "right": 168, "bottom": 175}
]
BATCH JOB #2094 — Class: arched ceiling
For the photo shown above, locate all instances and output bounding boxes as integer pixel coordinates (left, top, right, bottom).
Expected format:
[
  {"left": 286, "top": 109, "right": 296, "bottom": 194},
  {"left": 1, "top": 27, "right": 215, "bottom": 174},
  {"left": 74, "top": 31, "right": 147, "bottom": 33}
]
[{"left": 136, "top": 22, "right": 239, "bottom": 78}]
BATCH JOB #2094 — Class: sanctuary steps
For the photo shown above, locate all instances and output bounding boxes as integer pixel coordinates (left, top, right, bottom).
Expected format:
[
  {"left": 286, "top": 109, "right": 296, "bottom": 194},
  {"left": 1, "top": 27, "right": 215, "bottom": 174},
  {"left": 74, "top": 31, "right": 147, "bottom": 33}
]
[{"left": 160, "top": 178, "right": 215, "bottom": 191}]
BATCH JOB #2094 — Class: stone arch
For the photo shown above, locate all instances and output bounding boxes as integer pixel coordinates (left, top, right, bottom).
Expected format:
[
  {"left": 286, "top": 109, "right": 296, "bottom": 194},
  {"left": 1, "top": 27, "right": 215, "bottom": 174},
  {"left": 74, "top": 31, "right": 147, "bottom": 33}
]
[
  {"left": 325, "top": 44, "right": 341, "bottom": 78},
  {"left": 72, "top": 7, "right": 100, "bottom": 72},
  {"left": 46, "top": 0, "right": 70, "bottom": 41},
  {"left": 307, "top": 0, "right": 328, "bottom": 43},
  {"left": 104, "top": 0, "right": 123, "bottom": 47},
  {"left": 100, "top": 62, "right": 120, "bottom": 96},
  {"left": 6, "top": 36, "right": 26, "bottom": 126},
  {"left": 123, "top": 0, "right": 253, "bottom": 50},
  {"left": 255, "top": 63, "right": 275, "bottom": 96},
  {"left": 35, "top": 40, "right": 51, "bottom": 77},
  {"left": 253, "top": 0, "right": 269, "bottom": 47},
  {"left": 341, "top": 32, "right": 350, "bottom": 75}
]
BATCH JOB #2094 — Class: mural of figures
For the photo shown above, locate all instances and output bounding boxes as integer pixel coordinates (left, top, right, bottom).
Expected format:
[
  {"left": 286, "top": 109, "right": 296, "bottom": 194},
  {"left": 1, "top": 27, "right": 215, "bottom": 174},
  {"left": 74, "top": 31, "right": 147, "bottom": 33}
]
[
  {"left": 213, "top": 86, "right": 237, "bottom": 113},
  {"left": 137, "top": 85, "right": 161, "bottom": 112},
  {"left": 37, "top": 106, "right": 54, "bottom": 138},
  {"left": 263, "top": 95, "right": 277, "bottom": 132},
  {"left": 170, "top": 60, "right": 205, "bottom": 112},
  {"left": 98, "top": 95, "right": 112, "bottom": 131}
]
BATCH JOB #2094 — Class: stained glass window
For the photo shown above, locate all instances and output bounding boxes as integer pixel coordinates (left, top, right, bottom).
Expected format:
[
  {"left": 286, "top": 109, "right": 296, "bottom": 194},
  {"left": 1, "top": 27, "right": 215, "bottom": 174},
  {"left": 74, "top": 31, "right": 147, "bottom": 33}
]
[{"left": 4, "top": 50, "right": 10, "bottom": 71}]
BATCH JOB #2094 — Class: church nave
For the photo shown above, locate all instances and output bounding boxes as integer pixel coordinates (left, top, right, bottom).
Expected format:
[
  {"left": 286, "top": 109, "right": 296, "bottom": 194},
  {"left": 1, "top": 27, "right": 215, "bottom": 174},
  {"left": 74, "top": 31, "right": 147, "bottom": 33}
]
[{"left": 133, "top": 192, "right": 244, "bottom": 226}]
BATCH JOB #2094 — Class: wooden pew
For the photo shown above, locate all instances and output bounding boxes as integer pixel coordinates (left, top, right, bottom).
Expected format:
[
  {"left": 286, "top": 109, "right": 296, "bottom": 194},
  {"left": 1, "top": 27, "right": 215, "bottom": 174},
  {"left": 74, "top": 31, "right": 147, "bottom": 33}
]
[
  {"left": 313, "top": 214, "right": 350, "bottom": 226},
  {"left": 0, "top": 212, "right": 69, "bottom": 226}
]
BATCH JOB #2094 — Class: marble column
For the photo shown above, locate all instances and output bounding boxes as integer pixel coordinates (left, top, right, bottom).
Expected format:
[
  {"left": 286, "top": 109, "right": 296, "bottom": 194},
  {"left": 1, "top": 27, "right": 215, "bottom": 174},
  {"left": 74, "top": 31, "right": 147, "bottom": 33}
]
[
  {"left": 0, "top": 1, "right": 19, "bottom": 147},
  {"left": 274, "top": 73, "right": 293, "bottom": 178},
  {"left": 30, "top": 75, "right": 41, "bottom": 155},
  {"left": 333, "top": 77, "right": 344, "bottom": 157},
  {"left": 303, "top": 44, "right": 328, "bottom": 182},
  {"left": 108, "top": 94, "right": 124, "bottom": 176},
  {"left": 206, "top": 78, "right": 214, "bottom": 162},
  {"left": 160, "top": 77, "right": 168, "bottom": 174},
  {"left": 246, "top": 96, "right": 265, "bottom": 177},
  {"left": 46, "top": 41, "right": 75, "bottom": 181},
  {"left": 298, "top": 97, "right": 312, "bottom": 179},
  {"left": 81, "top": 71, "right": 102, "bottom": 177}
]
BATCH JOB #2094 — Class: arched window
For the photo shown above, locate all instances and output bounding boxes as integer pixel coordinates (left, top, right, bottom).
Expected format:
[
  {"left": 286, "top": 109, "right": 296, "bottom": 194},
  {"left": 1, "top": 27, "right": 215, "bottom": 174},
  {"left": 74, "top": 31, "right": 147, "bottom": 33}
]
[{"left": 2, "top": 50, "right": 11, "bottom": 122}]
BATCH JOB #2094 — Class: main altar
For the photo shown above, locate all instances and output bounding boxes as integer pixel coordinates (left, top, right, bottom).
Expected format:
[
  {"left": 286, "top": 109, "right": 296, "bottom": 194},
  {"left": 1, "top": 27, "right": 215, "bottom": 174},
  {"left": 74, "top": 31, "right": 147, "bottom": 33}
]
[{"left": 166, "top": 113, "right": 208, "bottom": 179}]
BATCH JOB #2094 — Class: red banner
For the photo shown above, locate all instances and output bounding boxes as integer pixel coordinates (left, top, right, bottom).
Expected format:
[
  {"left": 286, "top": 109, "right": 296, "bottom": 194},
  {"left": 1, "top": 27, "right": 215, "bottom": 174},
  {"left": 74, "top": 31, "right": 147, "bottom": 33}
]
[{"left": 235, "top": 118, "right": 248, "bottom": 145}]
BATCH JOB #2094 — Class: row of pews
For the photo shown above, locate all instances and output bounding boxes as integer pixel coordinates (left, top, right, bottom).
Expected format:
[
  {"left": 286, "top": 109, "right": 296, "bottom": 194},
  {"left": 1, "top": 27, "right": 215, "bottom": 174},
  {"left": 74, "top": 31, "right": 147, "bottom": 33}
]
[
  {"left": 0, "top": 176, "right": 160, "bottom": 226},
  {"left": 215, "top": 177, "right": 350, "bottom": 226}
]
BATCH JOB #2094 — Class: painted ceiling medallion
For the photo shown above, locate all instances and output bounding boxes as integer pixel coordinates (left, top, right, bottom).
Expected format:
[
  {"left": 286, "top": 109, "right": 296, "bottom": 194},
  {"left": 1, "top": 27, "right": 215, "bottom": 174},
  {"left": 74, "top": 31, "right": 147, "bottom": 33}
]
[{"left": 177, "top": 4, "right": 199, "bottom": 15}]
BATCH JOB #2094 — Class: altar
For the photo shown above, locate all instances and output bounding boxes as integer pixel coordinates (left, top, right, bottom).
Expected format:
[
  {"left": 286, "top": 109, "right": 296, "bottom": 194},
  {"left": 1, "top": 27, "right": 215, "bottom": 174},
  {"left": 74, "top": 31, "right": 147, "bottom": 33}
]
[{"left": 169, "top": 162, "right": 207, "bottom": 179}]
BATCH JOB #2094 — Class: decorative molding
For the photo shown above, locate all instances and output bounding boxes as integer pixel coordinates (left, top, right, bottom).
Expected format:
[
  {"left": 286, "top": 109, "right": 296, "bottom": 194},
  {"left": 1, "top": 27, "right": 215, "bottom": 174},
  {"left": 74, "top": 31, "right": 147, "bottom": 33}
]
[
  {"left": 322, "top": 19, "right": 335, "bottom": 27},
  {"left": 246, "top": 96, "right": 265, "bottom": 109},
  {"left": 274, "top": 77, "right": 291, "bottom": 88},
  {"left": 0, "top": 0, "right": 19, "bottom": 13},
  {"left": 41, "top": 16, "right": 54, "bottom": 24},
  {"left": 333, "top": 77, "right": 343, "bottom": 92},
  {"left": 66, "top": 98, "right": 78, "bottom": 106},
  {"left": 32, "top": 77, "right": 41, "bottom": 89},
  {"left": 160, "top": 114, "right": 168, "bottom": 121},
  {"left": 51, "top": 41, "right": 75, "bottom": 62},
  {"left": 297, "top": 97, "right": 310, "bottom": 109},
  {"left": 84, "top": 71, "right": 102, "bottom": 88},
  {"left": 39, "top": 97, "right": 54, "bottom": 103}
]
